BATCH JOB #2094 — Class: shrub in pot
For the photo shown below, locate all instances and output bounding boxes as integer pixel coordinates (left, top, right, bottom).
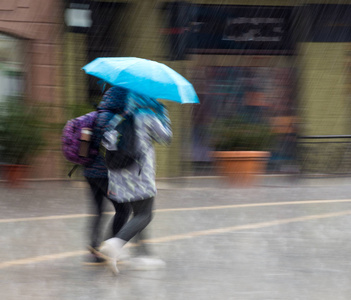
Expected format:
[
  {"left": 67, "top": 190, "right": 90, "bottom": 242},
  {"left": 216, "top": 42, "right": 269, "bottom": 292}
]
[
  {"left": 211, "top": 117, "right": 274, "bottom": 186},
  {"left": 0, "top": 98, "right": 45, "bottom": 185}
]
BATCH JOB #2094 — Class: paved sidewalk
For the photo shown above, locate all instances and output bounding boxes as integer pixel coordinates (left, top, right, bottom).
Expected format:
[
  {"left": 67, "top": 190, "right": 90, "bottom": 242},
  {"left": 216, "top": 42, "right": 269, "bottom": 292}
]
[{"left": 1, "top": 176, "right": 351, "bottom": 300}]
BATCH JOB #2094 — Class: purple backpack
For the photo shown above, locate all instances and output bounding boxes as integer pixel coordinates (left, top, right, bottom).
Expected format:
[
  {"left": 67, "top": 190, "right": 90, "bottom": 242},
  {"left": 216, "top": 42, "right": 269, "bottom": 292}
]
[{"left": 62, "top": 111, "right": 98, "bottom": 166}]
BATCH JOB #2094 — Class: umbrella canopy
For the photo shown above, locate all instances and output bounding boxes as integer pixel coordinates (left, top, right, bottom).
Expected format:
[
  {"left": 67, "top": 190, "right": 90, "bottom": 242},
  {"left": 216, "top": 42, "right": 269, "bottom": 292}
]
[{"left": 82, "top": 57, "right": 199, "bottom": 104}]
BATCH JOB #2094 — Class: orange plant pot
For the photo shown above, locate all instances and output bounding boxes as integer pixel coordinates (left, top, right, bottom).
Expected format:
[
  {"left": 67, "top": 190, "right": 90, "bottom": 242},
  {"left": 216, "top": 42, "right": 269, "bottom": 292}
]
[
  {"left": 211, "top": 151, "right": 270, "bottom": 186},
  {"left": 2, "top": 164, "right": 30, "bottom": 188}
]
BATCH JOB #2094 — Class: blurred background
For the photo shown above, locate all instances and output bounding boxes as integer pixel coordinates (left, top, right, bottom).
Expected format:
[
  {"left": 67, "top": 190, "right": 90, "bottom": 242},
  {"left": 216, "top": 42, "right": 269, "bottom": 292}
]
[{"left": 0, "top": 0, "right": 351, "bottom": 183}]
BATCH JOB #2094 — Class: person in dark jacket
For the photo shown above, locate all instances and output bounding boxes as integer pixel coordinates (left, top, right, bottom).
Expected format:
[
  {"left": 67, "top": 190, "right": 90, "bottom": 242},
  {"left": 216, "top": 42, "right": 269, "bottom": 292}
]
[{"left": 84, "top": 87, "right": 131, "bottom": 263}]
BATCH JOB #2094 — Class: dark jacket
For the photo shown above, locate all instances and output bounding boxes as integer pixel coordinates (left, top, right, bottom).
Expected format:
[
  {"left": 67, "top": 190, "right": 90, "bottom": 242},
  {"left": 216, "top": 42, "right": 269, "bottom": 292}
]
[{"left": 84, "top": 87, "right": 128, "bottom": 178}]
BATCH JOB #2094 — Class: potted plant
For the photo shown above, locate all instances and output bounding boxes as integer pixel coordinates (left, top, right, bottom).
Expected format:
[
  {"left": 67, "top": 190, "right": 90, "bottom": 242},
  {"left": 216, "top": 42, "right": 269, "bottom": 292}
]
[
  {"left": 210, "top": 117, "right": 274, "bottom": 186},
  {"left": 0, "top": 97, "right": 45, "bottom": 186}
]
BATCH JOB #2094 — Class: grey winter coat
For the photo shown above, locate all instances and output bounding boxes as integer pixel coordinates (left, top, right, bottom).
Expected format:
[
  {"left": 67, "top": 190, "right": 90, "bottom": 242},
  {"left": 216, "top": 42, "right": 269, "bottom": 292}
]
[{"left": 108, "top": 107, "right": 172, "bottom": 203}]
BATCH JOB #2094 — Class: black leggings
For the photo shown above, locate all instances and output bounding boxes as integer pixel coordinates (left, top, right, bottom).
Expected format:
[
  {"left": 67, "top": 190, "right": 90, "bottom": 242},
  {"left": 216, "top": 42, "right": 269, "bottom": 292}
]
[
  {"left": 86, "top": 177, "right": 130, "bottom": 249},
  {"left": 111, "top": 197, "right": 154, "bottom": 242}
]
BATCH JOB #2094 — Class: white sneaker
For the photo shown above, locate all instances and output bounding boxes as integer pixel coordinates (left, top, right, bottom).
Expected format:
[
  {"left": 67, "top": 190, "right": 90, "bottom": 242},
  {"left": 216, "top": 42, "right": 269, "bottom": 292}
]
[
  {"left": 126, "top": 256, "right": 166, "bottom": 271},
  {"left": 98, "top": 238, "right": 125, "bottom": 275},
  {"left": 118, "top": 247, "right": 131, "bottom": 262}
]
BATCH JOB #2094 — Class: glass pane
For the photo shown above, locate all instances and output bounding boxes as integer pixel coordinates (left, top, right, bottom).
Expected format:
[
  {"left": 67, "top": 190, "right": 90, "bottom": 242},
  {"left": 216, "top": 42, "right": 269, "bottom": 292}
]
[{"left": 0, "top": 33, "right": 24, "bottom": 104}]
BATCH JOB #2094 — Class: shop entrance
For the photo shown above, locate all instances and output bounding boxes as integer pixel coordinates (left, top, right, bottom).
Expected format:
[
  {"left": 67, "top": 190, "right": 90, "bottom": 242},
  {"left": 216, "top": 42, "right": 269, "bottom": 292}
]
[{"left": 189, "top": 56, "right": 298, "bottom": 175}]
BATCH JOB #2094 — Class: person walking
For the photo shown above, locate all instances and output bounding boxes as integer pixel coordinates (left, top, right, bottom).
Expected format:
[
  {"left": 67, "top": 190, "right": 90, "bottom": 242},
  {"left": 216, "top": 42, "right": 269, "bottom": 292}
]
[
  {"left": 98, "top": 95, "right": 172, "bottom": 275},
  {"left": 84, "top": 86, "right": 131, "bottom": 263}
]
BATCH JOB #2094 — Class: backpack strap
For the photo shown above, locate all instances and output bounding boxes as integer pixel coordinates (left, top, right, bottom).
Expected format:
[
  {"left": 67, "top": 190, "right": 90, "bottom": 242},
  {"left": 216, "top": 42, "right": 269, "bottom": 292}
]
[
  {"left": 68, "top": 164, "right": 80, "bottom": 177},
  {"left": 107, "top": 113, "right": 125, "bottom": 130}
]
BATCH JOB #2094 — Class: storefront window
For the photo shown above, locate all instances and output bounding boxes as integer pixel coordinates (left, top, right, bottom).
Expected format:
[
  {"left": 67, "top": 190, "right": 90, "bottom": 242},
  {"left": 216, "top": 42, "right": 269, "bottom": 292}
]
[
  {"left": 0, "top": 33, "right": 24, "bottom": 165},
  {"left": 0, "top": 33, "right": 24, "bottom": 103},
  {"left": 190, "top": 66, "right": 297, "bottom": 172}
]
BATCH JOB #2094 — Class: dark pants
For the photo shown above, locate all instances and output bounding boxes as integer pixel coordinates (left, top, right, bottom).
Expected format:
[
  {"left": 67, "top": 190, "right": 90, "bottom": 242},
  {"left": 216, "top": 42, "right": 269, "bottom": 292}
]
[
  {"left": 112, "top": 197, "right": 154, "bottom": 244},
  {"left": 85, "top": 177, "right": 130, "bottom": 249}
]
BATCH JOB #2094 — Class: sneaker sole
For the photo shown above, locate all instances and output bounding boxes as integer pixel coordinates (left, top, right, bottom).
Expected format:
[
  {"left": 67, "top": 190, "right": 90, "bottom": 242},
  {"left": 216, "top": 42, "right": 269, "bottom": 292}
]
[
  {"left": 81, "top": 261, "right": 107, "bottom": 266},
  {"left": 94, "top": 247, "right": 120, "bottom": 275}
]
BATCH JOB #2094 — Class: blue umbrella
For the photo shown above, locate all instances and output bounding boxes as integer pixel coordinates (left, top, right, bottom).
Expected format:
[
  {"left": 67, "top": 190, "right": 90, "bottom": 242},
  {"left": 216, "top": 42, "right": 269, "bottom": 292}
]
[{"left": 82, "top": 57, "right": 199, "bottom": 104}]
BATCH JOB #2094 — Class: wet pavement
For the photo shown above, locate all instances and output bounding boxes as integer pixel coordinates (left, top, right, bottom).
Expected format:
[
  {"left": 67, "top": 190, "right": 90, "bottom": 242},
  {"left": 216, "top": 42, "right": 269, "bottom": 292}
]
[{"left": 1, "top": 176, "right": 351, "bottom": 300}]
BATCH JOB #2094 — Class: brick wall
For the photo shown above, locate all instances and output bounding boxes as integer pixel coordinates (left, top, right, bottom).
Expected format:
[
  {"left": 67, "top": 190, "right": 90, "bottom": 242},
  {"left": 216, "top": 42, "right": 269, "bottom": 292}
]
[{"left": 0, "top": 0, "right": 65, "bottom": 178}]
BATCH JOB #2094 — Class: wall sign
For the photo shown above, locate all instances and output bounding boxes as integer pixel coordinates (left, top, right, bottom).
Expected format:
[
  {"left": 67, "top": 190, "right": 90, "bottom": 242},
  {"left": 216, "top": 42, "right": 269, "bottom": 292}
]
[
  {"left": 187, "top": 5, "right": 294, "bottom": 54},
  {"left": 164, "top": 4, "right": 294, "bottom": 56}
]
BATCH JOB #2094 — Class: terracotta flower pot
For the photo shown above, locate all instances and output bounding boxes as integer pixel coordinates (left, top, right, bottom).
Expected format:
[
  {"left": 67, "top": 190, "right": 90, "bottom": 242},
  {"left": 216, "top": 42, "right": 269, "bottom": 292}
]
[
  {"left": 211, "top": 151, "right": 270, "bottom": 186},
  {"left": 2, "top": 164, "right": 29, "bottom": 188}
]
